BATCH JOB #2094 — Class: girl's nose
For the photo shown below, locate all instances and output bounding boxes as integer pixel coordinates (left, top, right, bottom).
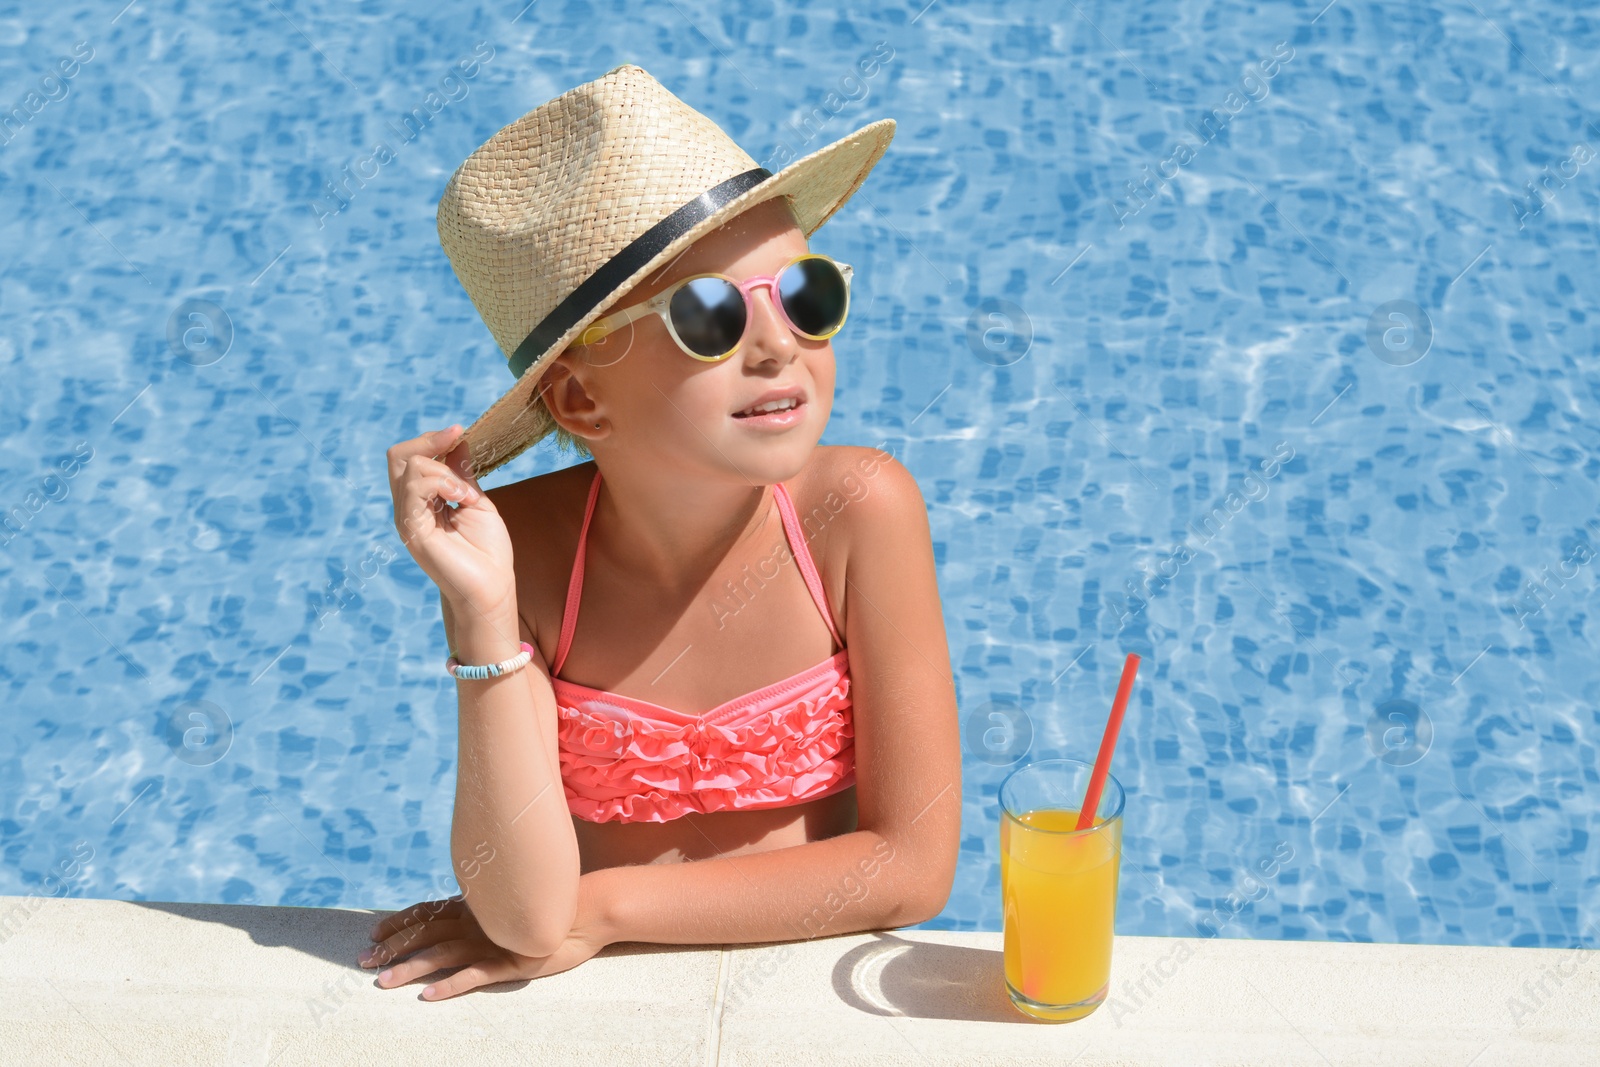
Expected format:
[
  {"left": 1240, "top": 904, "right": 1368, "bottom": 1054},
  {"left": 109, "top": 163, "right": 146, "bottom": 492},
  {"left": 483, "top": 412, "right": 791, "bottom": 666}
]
[{"left": 741, "top": 283, "right": 796, "bottom": 364}]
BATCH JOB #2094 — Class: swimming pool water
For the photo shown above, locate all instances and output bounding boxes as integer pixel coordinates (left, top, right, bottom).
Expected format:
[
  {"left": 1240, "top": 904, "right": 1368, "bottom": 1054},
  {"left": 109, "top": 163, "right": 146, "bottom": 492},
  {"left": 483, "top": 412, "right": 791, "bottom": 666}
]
[{"left": 2, "top": 1, "right": 1596, "bottom": 951}]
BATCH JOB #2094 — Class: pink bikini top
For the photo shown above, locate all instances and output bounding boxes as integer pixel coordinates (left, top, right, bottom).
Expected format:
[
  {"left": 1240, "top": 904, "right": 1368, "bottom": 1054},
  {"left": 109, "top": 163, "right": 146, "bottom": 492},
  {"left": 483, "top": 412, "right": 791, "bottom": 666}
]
[{"left": 550, "top": 468, "right": 855, "bottom": 824}]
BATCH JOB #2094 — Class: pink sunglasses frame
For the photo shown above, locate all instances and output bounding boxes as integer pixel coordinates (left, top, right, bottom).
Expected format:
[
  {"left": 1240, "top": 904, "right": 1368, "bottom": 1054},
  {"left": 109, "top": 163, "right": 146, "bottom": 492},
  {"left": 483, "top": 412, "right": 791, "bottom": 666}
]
[{"left": 573, "top": 252, "right": 854, "bottom": 362}]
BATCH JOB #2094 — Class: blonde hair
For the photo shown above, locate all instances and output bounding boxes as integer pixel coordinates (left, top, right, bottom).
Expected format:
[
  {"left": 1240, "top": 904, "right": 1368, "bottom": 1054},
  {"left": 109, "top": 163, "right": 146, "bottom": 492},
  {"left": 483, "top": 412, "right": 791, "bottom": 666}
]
[{"left": 521, "top": 195, "right": 803, "bottom": 461}]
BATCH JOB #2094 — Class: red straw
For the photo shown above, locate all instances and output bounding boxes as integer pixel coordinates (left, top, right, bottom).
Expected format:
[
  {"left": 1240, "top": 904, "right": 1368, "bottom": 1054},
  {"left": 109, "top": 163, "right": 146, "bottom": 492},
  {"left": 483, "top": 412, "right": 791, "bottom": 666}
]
[{"left": 1075, "top": 652, "right": 1141, "bottom": 831}]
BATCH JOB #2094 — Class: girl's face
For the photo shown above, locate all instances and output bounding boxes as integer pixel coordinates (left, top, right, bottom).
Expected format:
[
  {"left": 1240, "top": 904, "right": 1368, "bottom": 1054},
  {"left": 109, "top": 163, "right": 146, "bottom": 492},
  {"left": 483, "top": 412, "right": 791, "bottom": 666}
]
[{"left": 545, "top": 197, "right": 838, "bottom": 486}]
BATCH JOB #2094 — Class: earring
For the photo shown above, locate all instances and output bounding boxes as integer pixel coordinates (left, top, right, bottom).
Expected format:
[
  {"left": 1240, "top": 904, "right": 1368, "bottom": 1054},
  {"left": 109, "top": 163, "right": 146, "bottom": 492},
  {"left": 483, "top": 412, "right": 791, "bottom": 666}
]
[{"left": 593, "top": 421, "right": 601, "bottom": 428}]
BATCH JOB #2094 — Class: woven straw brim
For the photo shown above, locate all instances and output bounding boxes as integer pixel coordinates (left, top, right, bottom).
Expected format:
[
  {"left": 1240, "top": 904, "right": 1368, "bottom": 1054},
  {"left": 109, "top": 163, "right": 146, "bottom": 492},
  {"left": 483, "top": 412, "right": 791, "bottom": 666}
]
[{"left": 454, "top": 116, "right": 897, "bottom": 479}]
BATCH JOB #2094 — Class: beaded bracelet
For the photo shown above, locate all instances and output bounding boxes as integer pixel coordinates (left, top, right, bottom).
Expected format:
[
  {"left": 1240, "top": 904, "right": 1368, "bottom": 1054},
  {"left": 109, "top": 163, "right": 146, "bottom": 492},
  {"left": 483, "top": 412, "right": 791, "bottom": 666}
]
[{"left": 446, "top": 641, "right": 535, "bottom": 681}]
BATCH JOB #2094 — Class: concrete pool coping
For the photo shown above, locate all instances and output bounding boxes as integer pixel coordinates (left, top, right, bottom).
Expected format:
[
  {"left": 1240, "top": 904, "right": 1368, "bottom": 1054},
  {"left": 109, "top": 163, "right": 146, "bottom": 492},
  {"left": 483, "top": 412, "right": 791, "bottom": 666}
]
[{"left": 0, "top": 894, "right": 1593, "bottom": 1065}]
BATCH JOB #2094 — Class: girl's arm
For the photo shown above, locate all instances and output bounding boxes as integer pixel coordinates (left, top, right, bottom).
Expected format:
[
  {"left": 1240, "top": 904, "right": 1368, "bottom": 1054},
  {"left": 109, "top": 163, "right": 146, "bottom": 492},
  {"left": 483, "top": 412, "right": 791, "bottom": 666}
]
[
  {"left": 589, "top": 450, "right": 962, "bottom": 945},
  {"left": 587, "top": 828, "right": 935, "bottom": 946},
  {"left": 441, "top": 576, "right": 582, "bottom": 957},
  {"left": 384, "top": 426, "right": 581, "bottom": 961}
]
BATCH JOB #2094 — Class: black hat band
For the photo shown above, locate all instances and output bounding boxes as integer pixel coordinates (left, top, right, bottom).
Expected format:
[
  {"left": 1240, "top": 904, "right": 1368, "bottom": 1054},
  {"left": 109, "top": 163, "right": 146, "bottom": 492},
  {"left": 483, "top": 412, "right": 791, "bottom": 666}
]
[{"left": 508, "top": 166, "right": 774, "bottom": 380}]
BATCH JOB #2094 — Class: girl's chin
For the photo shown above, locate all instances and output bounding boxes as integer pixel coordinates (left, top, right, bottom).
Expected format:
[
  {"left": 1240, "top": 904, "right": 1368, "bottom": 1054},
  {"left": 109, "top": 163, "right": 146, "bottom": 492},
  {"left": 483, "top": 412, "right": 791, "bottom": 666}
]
[{"left": 717, "top": 425, "right": 823, "bottom": 479}]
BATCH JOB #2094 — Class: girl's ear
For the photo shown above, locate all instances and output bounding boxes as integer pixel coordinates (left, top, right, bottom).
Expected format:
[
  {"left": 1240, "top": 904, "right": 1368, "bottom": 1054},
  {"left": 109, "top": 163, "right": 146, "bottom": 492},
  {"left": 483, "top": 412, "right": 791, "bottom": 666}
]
[{"left": 538, "top": 355, "right": 602, "bottom": 432}]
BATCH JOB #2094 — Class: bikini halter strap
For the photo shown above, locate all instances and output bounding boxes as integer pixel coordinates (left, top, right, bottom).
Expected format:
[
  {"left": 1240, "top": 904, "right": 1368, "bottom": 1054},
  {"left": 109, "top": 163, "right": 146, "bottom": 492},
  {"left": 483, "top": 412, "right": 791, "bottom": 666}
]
[{"left": 550, "top": 469, "right": 843, "bottom": 678}]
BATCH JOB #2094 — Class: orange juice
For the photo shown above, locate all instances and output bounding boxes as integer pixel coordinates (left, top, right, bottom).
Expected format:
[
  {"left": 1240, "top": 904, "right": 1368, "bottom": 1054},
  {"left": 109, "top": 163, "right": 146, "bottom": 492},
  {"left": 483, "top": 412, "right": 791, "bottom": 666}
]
[{"left": 1001, "top": 806, "right": 1122, "bottom": 1021}]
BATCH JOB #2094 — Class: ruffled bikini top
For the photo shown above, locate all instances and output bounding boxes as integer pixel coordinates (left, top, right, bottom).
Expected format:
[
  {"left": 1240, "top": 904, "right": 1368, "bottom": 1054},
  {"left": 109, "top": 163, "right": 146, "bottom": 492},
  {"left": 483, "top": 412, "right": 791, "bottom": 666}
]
[{"left": 550, "top": 468, "right": 855, "bottom": 824}]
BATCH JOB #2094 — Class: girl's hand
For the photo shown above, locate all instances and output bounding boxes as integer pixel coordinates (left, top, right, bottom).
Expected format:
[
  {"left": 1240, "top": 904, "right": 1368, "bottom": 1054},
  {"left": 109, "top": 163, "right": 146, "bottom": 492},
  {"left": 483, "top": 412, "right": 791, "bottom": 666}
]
[
  {"left": 359, "top": 888, "right": 612, "bottom": 1001},
  {"left": 385, "top": 425, "right": 514, "bottom": 617}
]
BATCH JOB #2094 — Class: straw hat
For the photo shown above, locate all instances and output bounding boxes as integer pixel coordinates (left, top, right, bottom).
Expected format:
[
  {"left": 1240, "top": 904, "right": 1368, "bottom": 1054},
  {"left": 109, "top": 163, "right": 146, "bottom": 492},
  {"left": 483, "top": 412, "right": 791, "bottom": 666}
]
[{"left": 435, "top": 62, "right": 897, "bottom": 478}]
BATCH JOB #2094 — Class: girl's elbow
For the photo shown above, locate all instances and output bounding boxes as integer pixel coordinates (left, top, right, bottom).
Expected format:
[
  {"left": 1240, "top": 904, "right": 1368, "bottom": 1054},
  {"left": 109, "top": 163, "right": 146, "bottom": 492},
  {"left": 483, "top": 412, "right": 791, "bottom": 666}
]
[
  {"left": 506, "top": 921, "right": 569, "bottom": 959},
  {"left": 465, "top": 881, "right": 576, "bottom": 958},
  {"left": 482, "top": 905, "right": 571, "bottom": 959},
  {"left": 905, "top": 884, "right": 952, "bottom": 925},
  {"left": 905, "top": 860, "right": 958, "bottom": 924}
]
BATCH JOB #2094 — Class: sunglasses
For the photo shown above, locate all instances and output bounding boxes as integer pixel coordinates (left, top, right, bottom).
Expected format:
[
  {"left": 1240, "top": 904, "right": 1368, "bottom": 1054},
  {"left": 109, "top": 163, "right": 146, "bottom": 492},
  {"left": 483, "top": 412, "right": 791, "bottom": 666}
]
[{"left": 574, "top": 252, "right": 854, "bottom": 362}]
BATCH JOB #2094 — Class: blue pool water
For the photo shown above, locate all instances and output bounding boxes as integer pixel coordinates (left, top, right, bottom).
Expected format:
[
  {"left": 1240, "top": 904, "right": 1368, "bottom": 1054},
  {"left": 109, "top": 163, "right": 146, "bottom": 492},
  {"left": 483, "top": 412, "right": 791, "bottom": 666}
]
[{"left": 2, "top": 2, "right": 1596, "bottom": 951}]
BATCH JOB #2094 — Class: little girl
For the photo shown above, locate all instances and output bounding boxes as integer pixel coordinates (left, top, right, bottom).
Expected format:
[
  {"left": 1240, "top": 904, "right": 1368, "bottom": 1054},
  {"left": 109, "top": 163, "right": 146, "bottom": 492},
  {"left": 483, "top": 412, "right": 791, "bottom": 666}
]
[{"left": 363, "top": 64, "right": 959, "bottom": 1001}]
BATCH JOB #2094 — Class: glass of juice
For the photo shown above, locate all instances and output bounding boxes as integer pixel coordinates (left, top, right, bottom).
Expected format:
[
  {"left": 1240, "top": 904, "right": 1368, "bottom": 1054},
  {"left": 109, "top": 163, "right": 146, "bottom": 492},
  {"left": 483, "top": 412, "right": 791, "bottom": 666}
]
[{"left": 999, "top": 757, "right": 1125, "bottom": 1022}]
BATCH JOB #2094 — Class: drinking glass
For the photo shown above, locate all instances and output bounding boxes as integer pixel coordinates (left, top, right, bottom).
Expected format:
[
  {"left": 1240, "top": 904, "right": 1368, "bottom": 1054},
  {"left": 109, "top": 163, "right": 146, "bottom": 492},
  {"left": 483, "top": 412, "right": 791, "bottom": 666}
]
[{"left": 999, "top": 757, "right": 1125, "bottom": 1022}]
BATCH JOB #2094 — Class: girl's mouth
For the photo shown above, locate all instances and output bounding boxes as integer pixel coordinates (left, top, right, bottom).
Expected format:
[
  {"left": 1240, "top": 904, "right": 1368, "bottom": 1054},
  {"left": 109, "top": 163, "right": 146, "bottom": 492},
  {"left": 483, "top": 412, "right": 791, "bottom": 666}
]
[{"left": 731, "top": 395, "right": 805, "bottom": 428}]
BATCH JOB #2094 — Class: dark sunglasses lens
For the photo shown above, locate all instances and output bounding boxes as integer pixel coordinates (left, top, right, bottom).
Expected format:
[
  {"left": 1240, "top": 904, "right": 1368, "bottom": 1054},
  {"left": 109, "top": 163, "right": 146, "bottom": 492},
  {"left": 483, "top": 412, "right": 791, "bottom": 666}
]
[
  {"left": 779, "top": 258, "right": 848, "bottom": 336},
  {"left": 669, "top": 277, "right": 746, "bottom": 358}
]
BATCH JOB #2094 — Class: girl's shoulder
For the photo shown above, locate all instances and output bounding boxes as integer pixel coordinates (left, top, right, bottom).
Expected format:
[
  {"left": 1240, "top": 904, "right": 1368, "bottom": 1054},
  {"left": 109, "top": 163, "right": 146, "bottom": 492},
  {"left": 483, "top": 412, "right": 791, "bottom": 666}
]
[
  {"left": 481, "top": 461, "right": 597, "bottom": 650},
  {"left": 482, "top": 459, "right": 595, "bottom": 554},
  {"left": 789, "top": 446, "right": 928, "bottom": 646},
  {"left": 785, "top": 445, "right": 926, "bottom": 557}
]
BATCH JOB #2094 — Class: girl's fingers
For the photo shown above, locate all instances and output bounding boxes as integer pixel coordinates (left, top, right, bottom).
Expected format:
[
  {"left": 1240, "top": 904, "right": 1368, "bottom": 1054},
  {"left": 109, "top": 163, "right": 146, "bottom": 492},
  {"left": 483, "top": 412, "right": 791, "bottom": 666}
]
[
  {"left": 389, "top": 430, "right": 488, "bottom": 528},
  {"left": 373, "top": 938, "right": 481, "bottom": 990},
  {"left": 396, "top": 458, "right": 489, "bottom": 522},
  {"left": 368, "top": 896, "right": 464, "bottom": 943},
  {"left": 368, "top": 898, "right": 435, "bottom": 941},
  {"left": 387, "top": 425, "right": 464, "bottom": 478},
  {"left": 394, "top": 475, "right": 483, "bottom": 546},
  {"left": 417, "top": 956, "right": 527, "bottom": 1001},
  {"left": 362, "top": 918, "right": 472, "bottom": 969},
  {"left": 436, "top": 429, "right": 479, "bottom": 481},
  {"left": 412, "top": 471, "right": 480, "bottom": 512},
  {"left": 370, "top": 896, "right": 463, "bottom": 941},
  {"left": 403, "top": 453, "right": 478, "bottom": 492}
]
